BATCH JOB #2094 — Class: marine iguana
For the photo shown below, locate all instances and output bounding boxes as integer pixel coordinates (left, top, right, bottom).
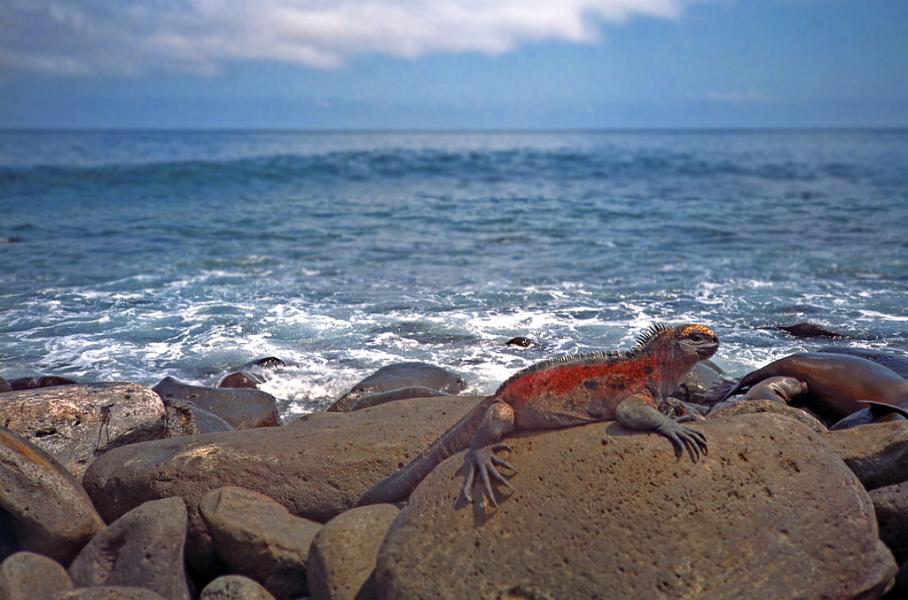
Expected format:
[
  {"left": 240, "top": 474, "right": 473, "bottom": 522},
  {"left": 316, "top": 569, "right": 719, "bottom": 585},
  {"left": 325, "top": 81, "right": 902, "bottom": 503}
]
[{"left": 358, "top": 323, "right": 719, "bottom": 507}]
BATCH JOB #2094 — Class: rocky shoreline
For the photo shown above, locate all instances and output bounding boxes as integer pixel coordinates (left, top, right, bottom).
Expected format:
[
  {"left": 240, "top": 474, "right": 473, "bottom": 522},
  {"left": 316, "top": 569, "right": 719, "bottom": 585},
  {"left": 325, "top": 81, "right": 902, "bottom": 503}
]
[{"left": 3, "top": 340, "right": 908, "bottom": 599}]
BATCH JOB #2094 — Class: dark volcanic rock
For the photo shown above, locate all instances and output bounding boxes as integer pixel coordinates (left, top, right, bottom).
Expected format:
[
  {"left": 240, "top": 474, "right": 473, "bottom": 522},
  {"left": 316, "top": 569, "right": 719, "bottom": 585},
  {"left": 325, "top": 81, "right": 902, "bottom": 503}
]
[
  {"left": 0, "top": 377, "right": 10, "bottom": 393},
  {"left": 708, "top": 399, "right": 827, "bottom": 433},
  {"left": 818, "top": 347, "right": 908, "bottom": 379},
  {"left": 163, "top": 396, "right": 234, "bottom": 438},
  {"left": 375, "top": 414, "right": 895, "bottom": 600},
  {"left": 200, "top": 487, "right": 322, "bottom": 599},
  {"left": 217, "top": 372, "right": 263, "bottom": 389},
  {"left": 152, "top": 377, "right": 280, "bottom": 429},
  {"left": 0, "top": 383, "right": 166, "bottom": 478},
  {"left": 343, "top": 388, "right": 452, "bottom": 412},
  {"left": 824, "top": 421, "right": 908, "bottom": 490},
  {"left": 200, "top": 576, "right": 276, "bottom": 600},
  {"left": 870, "top": 481, "right": 908, "bottom": 564},
  {"left": 82, "top": 395, "right": 481, "bottom": 575},
  {"left": 673, "top": 359, "right": 727, "bottom": 404},
  {"left": 307, "top": 504, "right": 399, "bottom": 600},
  {"left": 68, "top": 497, "right": 191, "bottom": 600},
  {"left": 0, "top": 428, "right": 104, "bottom": 564},
  {"left": 775, "top": 322, "right": 847, "bottom": 339},
  {"left": 0, "top": 551, "right": 74, "bottom": 600},
  {"left": 329, "top": 362, "right": 466, "bottom": 412},
  {"left": 54, "top": 587, "right": 167, "bottom": 599},
  {"left": 505, "top": 336, "right": 534, "bottom": 348},
  {"left": 7, "top": 375, "right": 79, "bottom": 391},
  {"left": 238, "top": 357, "right": 286, "bottom": 371}
]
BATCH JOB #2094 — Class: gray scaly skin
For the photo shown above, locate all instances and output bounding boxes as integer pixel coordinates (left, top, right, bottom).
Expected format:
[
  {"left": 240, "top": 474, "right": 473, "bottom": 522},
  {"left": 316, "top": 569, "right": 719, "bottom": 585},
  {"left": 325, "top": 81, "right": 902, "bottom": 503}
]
[{"left": 358, "top": 323, "right": 720, "bottom": 507}]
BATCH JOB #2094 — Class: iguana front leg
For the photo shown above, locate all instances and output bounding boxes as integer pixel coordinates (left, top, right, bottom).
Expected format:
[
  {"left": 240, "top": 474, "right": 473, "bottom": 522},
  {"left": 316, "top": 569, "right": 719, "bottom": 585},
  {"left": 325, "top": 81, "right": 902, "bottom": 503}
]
[
  {"left": 616, "top": 394, "right": 707, "bottom": 462},
  {"left": 461, "top": 401, "right": 516, "bottom": 507}
]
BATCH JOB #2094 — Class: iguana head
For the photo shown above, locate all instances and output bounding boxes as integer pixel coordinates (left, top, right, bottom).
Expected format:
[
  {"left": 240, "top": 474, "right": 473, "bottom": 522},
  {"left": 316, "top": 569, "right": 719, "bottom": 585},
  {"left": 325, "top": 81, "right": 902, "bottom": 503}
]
[{"left": 637, "top": 323, "right": 719, "bottom": 362}]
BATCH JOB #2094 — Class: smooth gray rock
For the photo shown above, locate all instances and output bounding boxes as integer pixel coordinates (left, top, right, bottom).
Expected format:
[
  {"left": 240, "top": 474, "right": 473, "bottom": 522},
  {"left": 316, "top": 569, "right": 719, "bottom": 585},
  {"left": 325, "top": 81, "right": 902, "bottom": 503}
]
[
  {"left": 200, "top": 487, "right": 322, "bottom": 600},
  {"left": 0, "top": 551, "right": 73, "bottom": 600},
  {"left": 53, "top": 587, "right": 166, "bottom": 600},
  {"left": 0, "top": 428, "right": 104, "bottom": 564},
  {"left": 307, "top": 504, "right": 399, "bottom": 600},
  {"left": 152, "top": 377, "right": 280, "bottom": 429},
  {"left": 68, "top": 497, "right": 190, "bottom": 600},
  {"left": 0, "top": 383, "right": 166, "bottom": 478},
  {"left": 824, "top": 420, "right": 908, "bottom": 490},
  {"left": 871, "top": 481, "right": 908, "bottom": 564},
  {"left": 163, "top": 396, "right": 234, "bottom": 438},
  {"left": 200, "top": 576, "right": 276, "bottom": 600},
  {"left": 328, "top": 362, "right": 466, "bottom": 412}
]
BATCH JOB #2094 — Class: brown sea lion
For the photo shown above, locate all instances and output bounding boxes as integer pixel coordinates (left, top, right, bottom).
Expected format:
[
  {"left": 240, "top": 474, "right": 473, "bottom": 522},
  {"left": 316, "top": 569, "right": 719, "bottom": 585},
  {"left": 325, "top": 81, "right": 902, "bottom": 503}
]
[
  {"left": 743, "top": 376, "right": 808, "bottom": 403},
  {"left": 817, "top": 347, "right": 908, "bottom": 379},
  {"left": 829, "top": 401, "right": 908, "bottom": 430},
  {"left": 718, "top": 353, "right": 908, "bottom": 425}
]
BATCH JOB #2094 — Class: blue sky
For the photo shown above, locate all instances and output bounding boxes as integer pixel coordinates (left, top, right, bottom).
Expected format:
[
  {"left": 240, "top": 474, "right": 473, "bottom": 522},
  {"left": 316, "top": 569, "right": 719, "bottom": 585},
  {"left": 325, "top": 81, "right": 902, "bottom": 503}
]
[{"left": 1, "top": 0, "right": 906, "bottom": 129}]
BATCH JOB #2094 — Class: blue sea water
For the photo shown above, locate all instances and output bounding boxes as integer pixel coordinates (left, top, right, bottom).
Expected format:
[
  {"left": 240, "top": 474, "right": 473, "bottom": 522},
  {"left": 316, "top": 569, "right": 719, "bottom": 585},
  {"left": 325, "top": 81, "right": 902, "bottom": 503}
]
[{"left": 1, "top": 129, "right": 907, "bottom": 415}]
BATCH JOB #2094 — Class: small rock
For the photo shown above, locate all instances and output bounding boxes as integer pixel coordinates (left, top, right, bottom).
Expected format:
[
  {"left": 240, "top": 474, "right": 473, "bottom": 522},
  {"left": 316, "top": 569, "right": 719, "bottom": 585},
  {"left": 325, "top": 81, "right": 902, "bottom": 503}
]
[
  {"left": 0, "top": 428, "right": 104, "bottom": 564},
  {"left": 774, "top": 322, "right": 846, "bottom": 339},
  {"left": 68, "top": 497, "right": 191, "bottom": 600},
  {"left": 0, "top": 383, "right": 166, "bottom": 478},
  {"left": 708, "top": 399, "right": 827, "bottom": 433},
  {"left": 53, "top": 587, "right": 167, "bottom": 600},
  {"left": 329, "top": 362, "right": 465, "bottom": 412},
  {"left": 82, "top": 396, "right": 482, "bottom": 575},
  {"left": 505, "top": 337, "right": 534, "bottom": 348},
  {"left": 163, "top": 396, "right": 234, "bottom": 438},
  {"left": 200, "top": 487, "right": 322, "bottom": 599},
  {"left": 0, "top": 377, "right": 11, "bottom": 393},
  {"left": 307, "top": 504, "right": 400, "bottom": 600},
  {"left": 375, "top": 414, "right": 896, "bottom": 599},
  {"left": 673, "top": 360, "right": 727, "bottom": 404},
  {"left": 200, "top": 575, "right": 276, "bottom": 600},
  {"left": 7, "top": 375, "right": 79, "bottom": 391},
  {"left": 152, "top": 377, "right": 280, "bottom": 429},
  {"left": 870, "top": 481, "right": 908, "bottom": 563},
  {"left": 0, "top": 552, "right": 73, "bottom": 600},
  {"left": 824, "top": 420, "right": 908, "bottom": 490},
  {"left": 217, "top": 372, "right": 263, "bottom": 389}
]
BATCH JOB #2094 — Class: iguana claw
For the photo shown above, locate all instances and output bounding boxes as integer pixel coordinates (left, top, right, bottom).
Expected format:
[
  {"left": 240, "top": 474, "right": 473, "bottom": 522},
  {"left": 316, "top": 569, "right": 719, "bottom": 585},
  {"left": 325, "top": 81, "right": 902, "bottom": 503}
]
[
  {"left": 658, "top": 420, "right": 708, "bottom": 463},
  {"left": 461, "top": 444, "right": 516, "bottom": 506}
]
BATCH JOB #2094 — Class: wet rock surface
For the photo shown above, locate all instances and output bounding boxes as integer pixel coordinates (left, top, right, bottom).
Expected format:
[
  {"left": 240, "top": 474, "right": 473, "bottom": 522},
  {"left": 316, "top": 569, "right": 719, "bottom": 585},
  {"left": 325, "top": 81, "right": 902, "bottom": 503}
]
[
  {"left": 307, "top": 503, "right": 400, "bottom": 600},
  {"left": 824, "top": 420, "right": 908, "bottom": 490},
  {"left": 82, "top": 395, "right": 481, "bottom": 574},
  {"left": 376, "top": 414, "right": 896, "bottom": 599},
  {"left": 68, "top": 497, "right": 191, "bottom": 600},
  {"left": 200, "top": 575, "right": 276, "bottom": 600},
  {"left": 0, "top": 551, "right": 74, "bottom": 600},
  {"left": 152, "top": 377, "right": 280, "bottom": 429},
  {"left": 6, "top": 376, "right": 79, "bottom": 391},
  {"left": 0, "top": 428, "right": 104, "bottom": 564},
  {"left": 217, "top": 372, "right": 263, "bottom": 389},
  {"left": 328, "top": 362, "right": 466, "bottom": 412},
  {"left": 0, "top": 383, "right": 166, "bottom": 478},
  {"left": 200, "top": 486, "right": 322, "bottom": 599}
]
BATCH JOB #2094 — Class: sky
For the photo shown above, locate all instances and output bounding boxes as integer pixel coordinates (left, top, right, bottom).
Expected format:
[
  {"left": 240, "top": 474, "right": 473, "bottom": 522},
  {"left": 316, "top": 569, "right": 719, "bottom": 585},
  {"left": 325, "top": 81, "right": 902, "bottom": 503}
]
[{"left": 1, "top": 0, "right": 906, "bottom": 129}]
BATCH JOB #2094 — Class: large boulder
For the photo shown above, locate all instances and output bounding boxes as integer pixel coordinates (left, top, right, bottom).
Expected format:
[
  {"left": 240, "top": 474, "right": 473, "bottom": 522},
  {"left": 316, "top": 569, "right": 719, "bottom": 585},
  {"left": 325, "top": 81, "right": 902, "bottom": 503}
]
[
  {"left": 708, "top": 398, "right": 827, "bottom": 433},
  {"left": 0, "top": 551, "right": 74, "bottom": 600},
  {"left": 870, "top": 481, "right": 908, "bottom": 564},
  {"left": 307, "top": 504, "right": 399, "bottom": 600},
  {"left": 53, "top": 587, "right": 166, "bottom": 600},
  {"left": 152, "top": 377, "right": 280, "bottom": 429},
  {"left": 823, "top": 421, "right": 908, "bottom": 490},
  {"left": 0, "top": 384, "right": 165, "bottom": 478},
  {"left": 82, "top": 396, "right": 482, "bottom": 574},
  {"left": 68, "top": 497, "right": 191, "bottom": 600},
  {"left": 375, "top": 414, "right": 896, "bottom": 599},
  {"left": 328, "top": 362, "right": 466, "bottom": 412},
  {"left": 200, "top": 576, "right": 276, "bottom": 600},
  {"left": 199, "top": 487, "right": 322, "bottom": 599},
  {"left": 0, "top": 428, "right": 104, "bottom": 564}
]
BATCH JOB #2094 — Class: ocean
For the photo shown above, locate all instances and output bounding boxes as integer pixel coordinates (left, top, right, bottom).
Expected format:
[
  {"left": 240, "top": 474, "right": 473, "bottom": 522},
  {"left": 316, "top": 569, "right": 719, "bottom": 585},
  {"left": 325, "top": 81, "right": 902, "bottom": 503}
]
[{"left": 1, "top": 129, "right": 906, "bottom": 416}]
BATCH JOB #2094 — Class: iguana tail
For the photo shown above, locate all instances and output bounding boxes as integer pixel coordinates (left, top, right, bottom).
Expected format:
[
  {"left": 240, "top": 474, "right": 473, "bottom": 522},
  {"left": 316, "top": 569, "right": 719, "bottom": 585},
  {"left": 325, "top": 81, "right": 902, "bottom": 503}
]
[{"left": 356, "top": 396, "right": 497, "bottom": 506}]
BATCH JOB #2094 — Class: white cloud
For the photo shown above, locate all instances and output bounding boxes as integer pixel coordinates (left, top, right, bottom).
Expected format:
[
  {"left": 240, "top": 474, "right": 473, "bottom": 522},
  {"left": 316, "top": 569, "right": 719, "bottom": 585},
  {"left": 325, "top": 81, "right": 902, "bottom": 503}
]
[{"left": 0, "top": 0, "right": 694, "bottom": 75}]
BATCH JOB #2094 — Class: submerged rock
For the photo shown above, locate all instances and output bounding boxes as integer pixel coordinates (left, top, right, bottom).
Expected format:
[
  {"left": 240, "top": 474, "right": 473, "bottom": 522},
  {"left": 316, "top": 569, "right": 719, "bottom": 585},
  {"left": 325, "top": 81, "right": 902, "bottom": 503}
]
[
  {"left": 152, "top": 377, "right": 280, "bottom": 429},
  {"left": 0, "top": 551, "right": 74, "bottom": 600},
  {"left": 505, "top": 336, "right": 534, "bottom": 348},
  {"left": 217, "top": 372, "right": 264, "bottom": 389},
  {"left": 329, "top": 362, "right": 466, "bottom": 412},
  {"left": 200, "top": 487, "right": 322, "bottom": 599},
  {"left": 0, "top": 428, "right": 104, "bottom": 564},
  {"left": 307, "top": 503, "right": 400, "bottom": 600},
  {"left": 200, "top": 576, "right": 276, "bottom": 600},
  {"left": 82, "top": 395, "right": 481, "bottom": 575},
  {"left": 68, "top": 497, "right": 191, "bottom": 600},
  {"left": 375, "top": 414, "right": 895, "bottom": 599},
  {"left": 774, "top": 322, "right": 847, "bottom": 339},
  {"left": 0, "top": 383, "right": 166, "bottom": 478}
]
